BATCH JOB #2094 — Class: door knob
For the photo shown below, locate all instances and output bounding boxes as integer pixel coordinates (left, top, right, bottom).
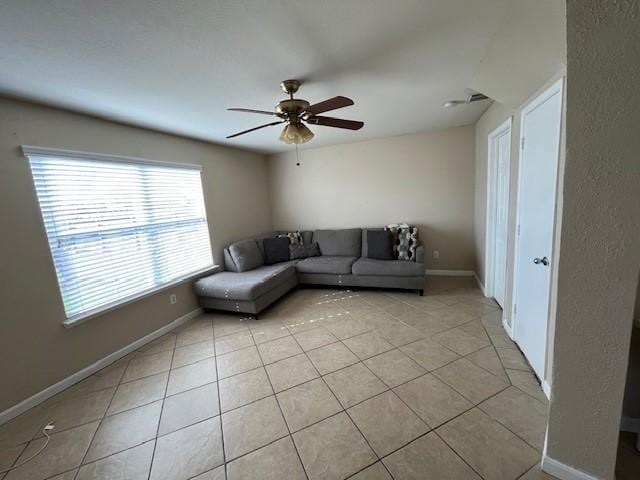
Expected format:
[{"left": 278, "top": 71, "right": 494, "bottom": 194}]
[{"left": 533, "top": 256, "right": 549, "bottom": 266}]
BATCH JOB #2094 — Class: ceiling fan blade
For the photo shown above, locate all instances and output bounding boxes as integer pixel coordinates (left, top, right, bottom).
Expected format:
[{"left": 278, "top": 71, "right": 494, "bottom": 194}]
[
  {"left": 228, "top": 108, "right": 280, "bottom": 116},
  {"left": 306, "top": 116, "right": 364, "bottom": 130},
  {"left": 226, "top": 121, "right": 285, "bottom": 139},
  {"left": 304, "top": 96, "right": 354, "bottom": 115}
]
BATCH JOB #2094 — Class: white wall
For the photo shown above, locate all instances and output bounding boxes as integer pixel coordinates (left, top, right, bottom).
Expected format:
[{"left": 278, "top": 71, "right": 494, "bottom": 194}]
[
  {"left": 545, "top": 1, "right": 640, "bottom": 478},
  {"left": 268, "top": 126, "right": 477, "bottom": 270},
  {"left": 0, "top": 97, "right": 272, "bottom": 412}
]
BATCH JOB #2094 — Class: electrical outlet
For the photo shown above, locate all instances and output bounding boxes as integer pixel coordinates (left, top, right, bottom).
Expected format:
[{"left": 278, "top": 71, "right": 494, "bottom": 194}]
[
  {"left": 169, "top": 294, "right": 177, "bottom": 305},
  {"left": 433, "top": 250, "right": 440, "bottom": 259}
]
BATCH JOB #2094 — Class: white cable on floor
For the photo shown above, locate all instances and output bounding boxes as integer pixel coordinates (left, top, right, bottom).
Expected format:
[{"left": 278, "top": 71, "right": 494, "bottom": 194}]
[{"left": 0, "top": 422, "right": 55, "bottom": 474}]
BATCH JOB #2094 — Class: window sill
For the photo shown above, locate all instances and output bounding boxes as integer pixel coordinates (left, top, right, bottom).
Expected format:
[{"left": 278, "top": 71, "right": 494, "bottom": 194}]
[{"left": 62, "top": 265, "right": 221, "bottom": 328}]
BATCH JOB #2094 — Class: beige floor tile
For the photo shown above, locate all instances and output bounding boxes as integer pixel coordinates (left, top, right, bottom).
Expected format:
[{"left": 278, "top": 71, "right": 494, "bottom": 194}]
[
  {"left": 172, "top": 340, "right": 215, "bottom": 369},
  {"left": 433, "top": 358, "right": 508, "bottom": 404},
  {"left": 214, "top": 330, "right": 255, "bottom": 356},
  {"left": 44, "top": 470, "right": 78, "bottom": 480},
  {"left": 432, "top": 327, "right": 490, "bottom": 355},
  {"left": 520, "top": 464, "right": 557, "bottom": 479},
  {"left": 349, "top": 462, "right": 392, "bottom": 480},
  {"left": 374, "top": 322, "right": 424, "bottom": 347},
  {"left": 0, "top": 406, "right": 55, "bottom": 451},
  {"left": 293, "top": 412, "right": 376, "bottom": 480},
  {"left": 485, "top": 324, "right": 517, "bottom": 349},
  {"left": 221, "top": 396, "right": 288, "bottom": 461},
  {"left": 226, "top": 436, "right": 306, "bottom": 480},
  {"left": 77, "top": 440, "right": 154, "bottom": 480},
  {"left": 277, "top": 379, "right": 342, "bottom": 432},
  {"left": 107, "top": 372, "right": 168, "bottom": 415},
  {"left": 257, "top": 335, "right": 303, "bottom": 364},
  {"left": 399, "top": 311, "right": 452, "bottom": 336},
  {"left": 323, "top": 362, "right": 388, "bottom": 408},
  {"left": 250, "top": 323, "right": 291, "bottom": 344},
  {"left": 4, "top": 421, "right": 98, "bottom": 480},
  {"left": 166, "top": 357, "right": 217, "bottom": 397},
  {"left": 51, "top": 367, "right": 124, "bottom": 403},
  {"left": 45, "top": 387, "right": 114, "bottom": 433},
  {"left": 383, "top": 432, "right": 481, "bottom": 480},
  {"left": 347, "top": 391, "right": 428, "bottom": 457},
  {"left": 506, "top": 369, "right": 548, "bottom": 404},
  {"left": 479, "top": 386, "right": 548, "bottom": 451},
  {"left": 497, "top": 347, "right": 530, "bottom": 371},
  {"left": 456, "top": 319, "right": 490, "bottom": 340},
  {"left": 176, "top": 323, "right": 213, "bottom": 348},
  {"left": 400, "top": 338, "right": 459, "bottom": 371},
  {"left": 323, "top": 315, "right": 371, "bottom": 339},
  {"left": 350, "top": 309, "right": 398, "bottom": 330},
  {"left": 307, "top": 342, "right": 359, "bottom": 375},
  {"left": 122, "top": 350, "right": 173, "bottom": 383},
  {"left": 137, "top": 334, "right": 176, "bottom": 356},
  {"left": 218, "top": 367, "right": 273, "bottom": 412},
  {"left": 192, "top": 465, "right": 226, "bottom": 480},
  {"left": 364, "top": 349, "right": 426, "bottom": 388},
  {"left": 293, "top": 326, "right": 338, "bottom": 351},
  {"left": 150, "top": 417, "right": 224, "bottom": 480},
  {"left": 159, "top": 383, "right": 220, "bottom": 436},
  {"left": 430, "top": 307, "right": 478, "bottom": 328},
  {"left": 466, "top": 346, "right": 507, "bottom": 379},
  {"left": 394, "top": 374, "right": 472, "bottom": 428},
  {"left": 216, "top": 346, "right": 263, "bottom": 379},
  {"left": 0, "top": 443, "right": 26, "bottom": 477},
  {"left": 436, "top": 408, "right": 540, "bottom": 480},
  {"left": 266, "top": 354, "right": 319, "bottom": 392},
  {"left": 213, "top": 319, "right": 250, "bottom": 338},
  {"left": 343, "top": 331, "right": 394, "bottom": 360},
  {"left": 85, "top": 400, "right": 161, "bottom": 463}
]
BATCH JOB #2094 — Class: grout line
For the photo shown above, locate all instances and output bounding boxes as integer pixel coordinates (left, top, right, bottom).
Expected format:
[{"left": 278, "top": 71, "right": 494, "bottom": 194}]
[{"left": 210, "top": 320, "right": 228, "bottom": 479}]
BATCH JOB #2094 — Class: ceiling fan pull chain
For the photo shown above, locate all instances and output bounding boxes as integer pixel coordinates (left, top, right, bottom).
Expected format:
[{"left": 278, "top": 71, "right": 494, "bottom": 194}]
[{"left": 295, "top": 143, "right": 301, "bottom": 167}]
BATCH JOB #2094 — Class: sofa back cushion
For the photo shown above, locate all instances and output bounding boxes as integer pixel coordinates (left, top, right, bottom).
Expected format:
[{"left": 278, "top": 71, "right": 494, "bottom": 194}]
[
  {"left": 366, "top": 230, "right": 394, "bottom": 260},
  {"left": 312, "top": 228, "right": 362, "bottom": 256},
  {"left": 228, "top": 239, "right": 264, "bottom": 272}
]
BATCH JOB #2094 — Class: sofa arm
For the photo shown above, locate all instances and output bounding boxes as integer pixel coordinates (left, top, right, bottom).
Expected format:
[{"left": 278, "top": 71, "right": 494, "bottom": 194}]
[{"left": 415, "top": 243, "right": 425, "bottom": 264}]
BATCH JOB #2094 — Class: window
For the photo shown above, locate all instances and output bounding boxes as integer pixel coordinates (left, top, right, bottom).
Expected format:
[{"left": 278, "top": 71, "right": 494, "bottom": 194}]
[{"left": 24, "top": 147, "right": 214, "bottom": 324}]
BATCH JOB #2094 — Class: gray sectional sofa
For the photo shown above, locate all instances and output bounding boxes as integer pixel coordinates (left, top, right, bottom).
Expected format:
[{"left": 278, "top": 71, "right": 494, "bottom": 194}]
[{"left": 194, "top": 228, "right": 425, "bottom": 315}]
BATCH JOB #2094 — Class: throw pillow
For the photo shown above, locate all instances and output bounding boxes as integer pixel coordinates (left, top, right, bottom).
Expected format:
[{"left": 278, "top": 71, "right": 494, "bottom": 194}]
[
  {"left": 366, "top": 230, "right": 394, "bottom": 260},
  {"left": 289, "top": 242, "right": 321, "bottom": 260},
  {"left": 228, "top": 239, "right": 263, "bottom": 272},
  {"left": 385, "top": 223, "right": 419, "bottom": 261},
  {"left": 263, "top": 237, "right": 291, "bottom": 265},
  {"left": 277, "top": 231, "right": 303, "bottom": 245}
]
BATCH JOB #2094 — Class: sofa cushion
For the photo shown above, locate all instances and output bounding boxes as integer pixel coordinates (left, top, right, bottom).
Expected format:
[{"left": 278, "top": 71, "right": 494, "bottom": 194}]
[
  {"left": 194, "top": 262, "right": 297, "bottom": 301},
  {"left": 290, "top": 242, "right": 321, "bottom": 260},
  {"left": 228, "top": 239, "right": 264, "bottom": 272},
  {"left": 263, "top": 237, "right": 291, "bottom": 265},
  {"left": 296, "top": 256, "right": 358, "bottom": 275},
  {"left": 352, "top": 258, "right": 425, "bottom": 277},
  {"left": 366, "top": 230, "right": 394, "bottom": 260},
  {"left": 312, "top": 229, "right": 362, "bottom": 256}
]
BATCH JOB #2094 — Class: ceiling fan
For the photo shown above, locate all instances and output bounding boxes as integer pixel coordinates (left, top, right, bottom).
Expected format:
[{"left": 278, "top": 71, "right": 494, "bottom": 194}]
[{"left": 226, "top": 79, "right": 364, "bottom": 144}]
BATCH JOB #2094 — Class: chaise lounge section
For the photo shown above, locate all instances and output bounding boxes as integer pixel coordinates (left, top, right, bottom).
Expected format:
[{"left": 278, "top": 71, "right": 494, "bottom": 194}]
[{"left": 194, "top": 228, "right": 425, "bottom": 315}]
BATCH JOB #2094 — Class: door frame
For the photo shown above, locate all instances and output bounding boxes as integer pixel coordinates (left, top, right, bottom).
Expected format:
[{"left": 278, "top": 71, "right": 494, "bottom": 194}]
[
  {"left": 511, "top": 77, "right": 564, "bottom": 385},
  {"left": 484, "top": 117, "right": 512, "bottom": 303}
]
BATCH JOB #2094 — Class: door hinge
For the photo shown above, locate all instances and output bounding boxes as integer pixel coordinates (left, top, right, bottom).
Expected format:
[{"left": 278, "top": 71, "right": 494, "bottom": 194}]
[
  {"left": 514, "top": 303, "right": 517, "bottom": 316},
  {"left": 517, "top": 224, "right": 521, "bottom": 235},
  {"left": 521, "top": 137, "right": 525, "bottom": 149}
]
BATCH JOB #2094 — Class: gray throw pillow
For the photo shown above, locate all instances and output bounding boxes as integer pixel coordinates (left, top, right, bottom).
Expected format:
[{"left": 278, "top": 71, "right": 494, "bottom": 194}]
[
  {"left": 290, "top": 242, "right": 321, "bottom": 260},
  {"left": 228, "top": 239, "right": 263, "bottom": 272},
  {"left": 263, "top": 237, "right": 291, "bottom": 265},
  {"left": 367, "top": 230, "right": 394, "bottom": 260}
]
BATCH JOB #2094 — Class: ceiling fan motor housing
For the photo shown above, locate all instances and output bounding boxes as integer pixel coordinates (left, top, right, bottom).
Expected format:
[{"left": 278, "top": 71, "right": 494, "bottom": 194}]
[{"left": 276, "top": 99, "right": 310, "bottom": 119}]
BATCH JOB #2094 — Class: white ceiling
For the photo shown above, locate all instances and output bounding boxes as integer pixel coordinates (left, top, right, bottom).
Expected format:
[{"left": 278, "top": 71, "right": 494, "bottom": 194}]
[{"left": 0, "top": 0, "right": 506, "bottom": 153}]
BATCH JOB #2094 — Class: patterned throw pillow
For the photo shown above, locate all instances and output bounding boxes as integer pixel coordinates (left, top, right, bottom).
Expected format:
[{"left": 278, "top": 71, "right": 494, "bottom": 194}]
[
  {"left": 385, "top": 223, "right": 419, "bottom": 261},
  {"left": 277, "top": 231, "right": 303, "bottom": 245}
]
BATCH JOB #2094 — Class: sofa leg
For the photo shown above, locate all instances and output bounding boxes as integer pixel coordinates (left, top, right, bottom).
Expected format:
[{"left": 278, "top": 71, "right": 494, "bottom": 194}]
[{"left": 419, "top": 289, "right": 424, "bottom": 297}]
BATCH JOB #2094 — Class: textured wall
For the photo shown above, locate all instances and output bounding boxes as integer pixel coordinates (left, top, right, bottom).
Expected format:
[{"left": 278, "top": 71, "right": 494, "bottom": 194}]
[
  {"left": 0, "top": 97, "right": 272, "bottom": 412},
  {"left": 268, "top": 126, "right": 477, "bottom": 271},
  {"left": 545, "top": 1, "right": 640, "bottom": 478}
]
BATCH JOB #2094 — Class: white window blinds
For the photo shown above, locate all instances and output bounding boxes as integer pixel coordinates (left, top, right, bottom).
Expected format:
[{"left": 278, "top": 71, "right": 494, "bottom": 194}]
[{"left": 25, "top": 148, "right": 214, "bottom": 322}]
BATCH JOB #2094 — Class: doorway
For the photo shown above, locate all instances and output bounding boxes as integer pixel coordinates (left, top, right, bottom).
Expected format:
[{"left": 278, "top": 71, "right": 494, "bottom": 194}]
[
  {"left": 512, "top": 78, "right": 564, "bottom": 382},
  {"left": 485, "top": 118, "right": 512, "bottom": 309}
]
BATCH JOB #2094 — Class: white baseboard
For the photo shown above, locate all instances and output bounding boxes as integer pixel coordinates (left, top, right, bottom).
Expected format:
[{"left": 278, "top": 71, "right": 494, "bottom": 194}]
[
  {"left": 0, "top": 307, "right": 203, "bottom": 426},
  {"left": 542, "top": 455, "right": 601, "bottom": 480},
  {"left": 502, "top": 317, "right": 515, "bottom": 340},
  {"left": 426, "top": 269, "right": 474, "bottom": 277},
  {"left": 472, "top": 272, "right": 487, "bottom": 296}
]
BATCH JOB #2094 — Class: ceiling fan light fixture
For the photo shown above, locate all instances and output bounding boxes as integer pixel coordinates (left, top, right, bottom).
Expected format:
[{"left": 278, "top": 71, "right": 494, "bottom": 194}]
[{"left": 279, "top": 122, "right": 314, "bottom": 144}]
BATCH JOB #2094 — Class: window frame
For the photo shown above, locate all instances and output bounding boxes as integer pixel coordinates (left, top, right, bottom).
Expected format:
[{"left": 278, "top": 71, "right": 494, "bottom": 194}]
[{"left": 22, "top": 145, "right": 218, "bottom": 328}]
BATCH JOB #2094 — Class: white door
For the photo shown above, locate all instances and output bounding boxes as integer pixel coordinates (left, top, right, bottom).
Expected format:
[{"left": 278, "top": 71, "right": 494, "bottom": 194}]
[
  {"left": 493, "top": 127, "right": 511, "bottom": 307},
  {"left": 513, "top": 79, "right": 564, "bottom": 380}
]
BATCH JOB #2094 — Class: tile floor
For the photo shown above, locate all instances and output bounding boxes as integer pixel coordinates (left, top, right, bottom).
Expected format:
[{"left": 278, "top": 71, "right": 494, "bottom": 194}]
[{"left": 0, "top": 277, "right": 555, "bottom": 480}]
